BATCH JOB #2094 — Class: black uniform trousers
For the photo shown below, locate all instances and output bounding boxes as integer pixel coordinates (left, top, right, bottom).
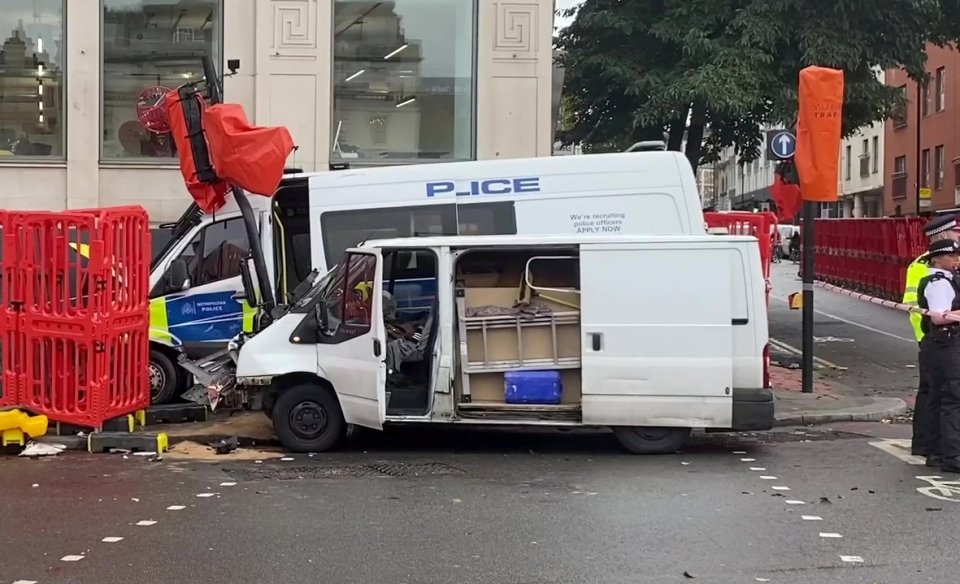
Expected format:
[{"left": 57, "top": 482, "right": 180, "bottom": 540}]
[
  {"left": 913, "top": 342, "right": 935, "bottom": 455},
  {"left": 922, "top": 328, "right": 960, "bottom": 469}
]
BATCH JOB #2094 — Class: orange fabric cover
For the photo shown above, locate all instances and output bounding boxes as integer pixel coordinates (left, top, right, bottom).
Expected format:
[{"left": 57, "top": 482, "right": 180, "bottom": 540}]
[
  {"left": 202, "top": 104, "right": 295, "bottom": 197},
  {"left": 165, "top": 89, "right": 230, "bottom": 213},
  {"left": 771, "top": 171, "right": 802, "bottom": 221},
  {"left": 795, "top": 66, "right": 844, "bottom": 202}
]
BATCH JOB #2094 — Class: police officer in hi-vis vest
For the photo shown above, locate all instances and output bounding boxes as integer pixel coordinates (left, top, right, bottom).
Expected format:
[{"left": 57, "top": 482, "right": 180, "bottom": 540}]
[
  {"left": 917, "top": 238, "right": 960, "bottom": 471},
  {"left": 905, "top": 215, "right": 960, "bottom": 457}
]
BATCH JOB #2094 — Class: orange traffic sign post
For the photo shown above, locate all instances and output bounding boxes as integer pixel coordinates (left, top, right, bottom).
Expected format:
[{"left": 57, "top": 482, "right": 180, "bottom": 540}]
[{"left": 795, "top": 66, "right": 844, "bottom": 393}]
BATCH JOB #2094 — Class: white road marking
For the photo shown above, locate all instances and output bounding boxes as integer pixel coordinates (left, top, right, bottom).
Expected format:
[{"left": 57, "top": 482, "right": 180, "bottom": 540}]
[
  {"left": 680, "top": 461, "right": 691, "bottom": 465},
  {"left": 281, "top": 457, "right": 295, "bottom": 461},
  {"left": 771, "top": 293, "right": 915, "bottom": 344},
  {"left": 840, "top": 555, "right": 864, "bottom": 563},
  {"left": 12, "top": 580, "right": 38, "bottom": 584},
  {"left": 102, "top": 537, "right": 124, "bottom": 543},
  {"left": 869, "top": 439, "right": 925, "bottom": 465},
  {"left": 915, "top": 475, "right": 960, "bottom": 502},
  {"left": 801, "top": 515, "right": 823, "bottom": 521},
  {"left": 61, "top": 555, "right": 85, "bottom": 562},
  {"left": 785, "top": 500, "right": 806, "bottom": 505},
  {"left": 220, "top": 482, "right": 237, "bottom": 487},
  {"left": 166, "top": 505, "right": 186, "bottom": 511},
  {"left": 768, "top": 337, "right": 842, "bottom": 369},
  {"left": 136, "top": 520, "right": 157, "bottom": 526},
  {"left": 196, "top": 493, "right": 217, "bottom": 498},
  {"left": 772, "top": 486, "right": 791, "bottom": 491},
  {"left": 759, "top": 476, "right": 777, "bottom": 480},
  {"left": 749, "top": 467, "right": 767, "bottom": 471},
  {"left": 740, "top": 458, "right": 756, "bottom": 462},
  {"left": 819, "top": 532, "right": 843, "bottom": 538},
  {"left": 755, "top": 579, "right": 771, "bottom": 582},
  {"left": 732, "top": 450, "right": 747, "bottom": 454}
]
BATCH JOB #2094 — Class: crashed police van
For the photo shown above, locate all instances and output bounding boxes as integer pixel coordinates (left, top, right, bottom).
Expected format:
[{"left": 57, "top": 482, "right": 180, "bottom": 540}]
[{"left": 146, "top": 151, "right": 708, "bottom": 404}]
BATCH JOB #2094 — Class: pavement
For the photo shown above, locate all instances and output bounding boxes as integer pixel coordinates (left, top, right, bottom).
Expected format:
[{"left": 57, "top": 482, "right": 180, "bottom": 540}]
[
  {"left": 3, "top": 422, "right": 958, "bottom": 584},
  {"left": 765, "top": 261, "right": 914, "bottom": 424}
]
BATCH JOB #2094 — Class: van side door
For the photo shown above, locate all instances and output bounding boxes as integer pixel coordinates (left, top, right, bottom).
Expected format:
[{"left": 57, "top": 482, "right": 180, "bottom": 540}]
[
  {"left": 579, "top": 242, "right": 735, "bottom": 428},
  {"left": 315, "top": 249, "right": 387, "bottom": 429},
  {"left": 149, "top": 217, "right": 255, "bottom": 355}
]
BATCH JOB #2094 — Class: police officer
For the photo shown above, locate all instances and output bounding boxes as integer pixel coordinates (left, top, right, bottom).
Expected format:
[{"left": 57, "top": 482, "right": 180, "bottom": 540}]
[
  {"left": 918, "top": 238, "right": 960, "bottom": 472},
  {"left": 906, "top": 215, "right": 960, "bottom": 457}
]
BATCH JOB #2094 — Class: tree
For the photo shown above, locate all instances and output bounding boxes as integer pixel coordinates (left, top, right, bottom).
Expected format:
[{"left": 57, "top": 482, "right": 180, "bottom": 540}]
[{"left": 555, "top": 0, "right": 960, "bottom": 173}]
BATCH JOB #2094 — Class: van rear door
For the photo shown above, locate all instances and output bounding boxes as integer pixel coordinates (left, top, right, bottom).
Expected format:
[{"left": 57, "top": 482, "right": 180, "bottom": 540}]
[{"left": 579, "top": 242, "right": 735, "bottom": 428}]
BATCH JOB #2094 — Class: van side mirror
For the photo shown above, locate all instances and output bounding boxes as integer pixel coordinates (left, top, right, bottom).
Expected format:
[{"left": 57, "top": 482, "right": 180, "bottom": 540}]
[
  {"left": 314, "top": 300, "right": 331, "bottom": 334},
  {"left": 239, "top": 257, "right": 258, "bottom": 308},
  {"left": 166, "top": 259, "right": 190, "bottom": 292}
]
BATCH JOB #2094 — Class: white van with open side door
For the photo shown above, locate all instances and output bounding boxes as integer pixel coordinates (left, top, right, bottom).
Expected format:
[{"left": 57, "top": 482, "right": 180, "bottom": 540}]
[{"left": 234, "top": 234, "right": 774, "bottom": 454}]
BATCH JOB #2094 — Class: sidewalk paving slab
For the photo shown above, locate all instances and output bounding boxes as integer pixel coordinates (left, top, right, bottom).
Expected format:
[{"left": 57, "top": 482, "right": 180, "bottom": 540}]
[{"left": 771, "top": 365, "right": 907, "bottom": 426}]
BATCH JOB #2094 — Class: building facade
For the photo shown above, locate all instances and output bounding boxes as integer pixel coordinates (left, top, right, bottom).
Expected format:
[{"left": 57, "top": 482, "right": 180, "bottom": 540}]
[
  {"left": 885, "top": 46, "right": 960, "bottom": 215},
  {"left": 0, "top": 0, "right": 555, "bottom": 223}
]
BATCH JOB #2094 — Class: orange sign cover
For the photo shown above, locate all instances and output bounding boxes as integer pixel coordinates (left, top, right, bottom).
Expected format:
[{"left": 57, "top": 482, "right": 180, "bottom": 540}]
[
  {"left": 795, "top": 66, "right": 844, "bottom": 202},
  {"left": 203, "top": 104, "right": 296, "bottom": 197}
]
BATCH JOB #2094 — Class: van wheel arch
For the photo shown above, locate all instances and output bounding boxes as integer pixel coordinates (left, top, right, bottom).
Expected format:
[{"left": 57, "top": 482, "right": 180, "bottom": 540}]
[
  {"left": 612, "top": 426, "right": 691, "bottom": 454},
  {"left": 148, "top": 343, "right": 183, "bottom": 404},
  {"left": 271, "top": 374, "right": 347, "bottom": 453}
]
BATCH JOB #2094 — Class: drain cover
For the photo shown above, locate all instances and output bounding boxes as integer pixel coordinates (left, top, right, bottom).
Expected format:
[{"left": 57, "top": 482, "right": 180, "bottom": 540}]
[{"left": 225, "top": 461, "right": 463, "bottom": 481}]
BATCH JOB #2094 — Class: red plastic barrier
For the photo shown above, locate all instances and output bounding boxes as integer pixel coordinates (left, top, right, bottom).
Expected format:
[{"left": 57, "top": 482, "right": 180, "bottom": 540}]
[
  {"left": 704, "top": 211, "right": 778, "bottom": 303},
  {"left": 0, "top": 210, "right": 18, "bottom": 408},
  {"left": 0, "top": 206, "right": 150, "bottom": 428},
  {"left": 812, "top": 217, "right": 926, "bottom": 301}
]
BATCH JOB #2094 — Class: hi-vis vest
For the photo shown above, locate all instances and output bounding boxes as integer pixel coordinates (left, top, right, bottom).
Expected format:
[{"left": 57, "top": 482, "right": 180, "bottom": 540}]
[{"left": 904, "top": 253, "right": 928, "bottom": 342}]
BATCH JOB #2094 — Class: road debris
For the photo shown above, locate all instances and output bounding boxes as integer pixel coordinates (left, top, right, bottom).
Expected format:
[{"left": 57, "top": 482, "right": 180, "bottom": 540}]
[{"left": 19, "top": 441, "right": 66, "bottom": 457}]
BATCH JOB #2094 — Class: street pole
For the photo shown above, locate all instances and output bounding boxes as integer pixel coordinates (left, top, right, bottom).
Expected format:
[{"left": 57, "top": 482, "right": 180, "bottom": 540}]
[
  {"left": 801, "top": 200, "right": 815, "bottom": 393},
  {"left": 916, "top": 82, "right": 922, "bottom": 216}
]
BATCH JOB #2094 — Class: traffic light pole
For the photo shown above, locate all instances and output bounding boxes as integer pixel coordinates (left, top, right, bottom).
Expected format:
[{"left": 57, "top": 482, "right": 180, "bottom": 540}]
[{"left": 801, "top": 200, "right": 815, "bottom": 393}]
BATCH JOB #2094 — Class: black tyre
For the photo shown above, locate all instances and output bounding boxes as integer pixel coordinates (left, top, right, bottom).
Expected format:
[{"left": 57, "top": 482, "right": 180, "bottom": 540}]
[
  {"left": 272, "top": 383, "right": 346, "bottom": 452},
  {"left": 612, "top": 426, "right": 691, "bottom": 454},
  {"left": 149, "top": 349, "right": 180, "bottom": 405}
]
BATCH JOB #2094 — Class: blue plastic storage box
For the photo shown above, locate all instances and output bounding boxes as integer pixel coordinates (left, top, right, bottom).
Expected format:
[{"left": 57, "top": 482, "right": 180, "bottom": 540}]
[{"left": 504, "top": 370, "right": 562, "bottom": 404}]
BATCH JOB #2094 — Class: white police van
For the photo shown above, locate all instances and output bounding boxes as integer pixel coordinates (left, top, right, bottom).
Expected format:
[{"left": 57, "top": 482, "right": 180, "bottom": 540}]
[
  {"left": 232, "top": 233, "right": 773, "bottom": 453},
  {"left": 148, "top": 151, "right": 706, "bottom": 403}
]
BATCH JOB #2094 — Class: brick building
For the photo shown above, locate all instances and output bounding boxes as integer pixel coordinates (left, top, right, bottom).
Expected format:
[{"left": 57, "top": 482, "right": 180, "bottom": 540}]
[{"left": 885, "top": 46, "right": 960, "bottom": 215}]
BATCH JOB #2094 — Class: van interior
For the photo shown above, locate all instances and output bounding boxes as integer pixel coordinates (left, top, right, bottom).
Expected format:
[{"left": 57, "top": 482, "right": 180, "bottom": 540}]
[
  {"left": 453, "top": 246, "right": 583, "bottom": 423},
  {"left": 272, "top": 179, "right": 311, "bottom": 304},
  {"left": 382, "top": 248, "right": 440, "bottom": 416}
]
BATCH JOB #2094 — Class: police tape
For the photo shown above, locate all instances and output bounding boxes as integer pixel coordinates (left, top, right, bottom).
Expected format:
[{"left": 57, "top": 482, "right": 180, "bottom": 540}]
[{"left": 813, "top": 281, "right": 960, "bottom": 323}]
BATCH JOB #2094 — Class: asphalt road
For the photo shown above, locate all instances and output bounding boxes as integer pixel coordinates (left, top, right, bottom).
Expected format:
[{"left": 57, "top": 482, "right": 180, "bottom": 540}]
[
  {"left": 2, "top": 424, "right": 958, "bottom": 584},
  {"left": 768, "top": 262, "right": 919, "bottom": 399}
]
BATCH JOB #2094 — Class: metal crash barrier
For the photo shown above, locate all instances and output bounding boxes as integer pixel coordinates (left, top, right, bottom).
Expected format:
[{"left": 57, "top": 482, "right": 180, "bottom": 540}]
[
  {"left": 0, "top": 206, "right": 151, "bottom": 429},
  {"left": 812, "top": 218, "right": 926, "bottom": 301}
]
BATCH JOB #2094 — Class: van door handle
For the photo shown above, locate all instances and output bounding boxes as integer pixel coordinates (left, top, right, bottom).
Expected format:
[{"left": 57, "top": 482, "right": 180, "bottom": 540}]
[
  {"left": 589, "top": 333, "right": 602, "bottom": 351},
  {"left": 373, "top": 339, "right": 382, "bottom": 357}
]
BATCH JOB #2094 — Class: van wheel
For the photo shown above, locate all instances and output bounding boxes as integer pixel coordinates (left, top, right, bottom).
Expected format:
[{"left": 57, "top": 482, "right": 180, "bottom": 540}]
[
  {"left": 149, "top": 350, "right": 180, "bottom": 405},
  {"left": 612, "top": 426, "right": 691, "bottom": 454},
  {"left": 272, "top": 383, "right": 346, "bottom": 453}
]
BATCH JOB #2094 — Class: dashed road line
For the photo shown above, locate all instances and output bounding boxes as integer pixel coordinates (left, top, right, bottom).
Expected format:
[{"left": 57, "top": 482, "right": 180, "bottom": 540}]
[
  {"left": 771, "top": 486, "right": 790, "bottom": 491},
  {"left": 61, "top": 555, "right": 85, "bottom": 562},
  {"left": 136, "top": 520, "right": 157, "bottom": 526},
  {"left": 801, "top": 515, "right": 822, "bottom": 521},
  {"left": 102, "top": 536, "right": 124, "bottom": 543},
  {"left": 819, "top": 532, "right": 843, "bottom": 539},
  {"left": 840, "top": 555, "right": 864, "bottom": 563},
  {"left": 785, "top": 500, "right": 806, "bottom": 505},
  {"left": 167, "top": 505, "right": 186, "bottom": 511}
]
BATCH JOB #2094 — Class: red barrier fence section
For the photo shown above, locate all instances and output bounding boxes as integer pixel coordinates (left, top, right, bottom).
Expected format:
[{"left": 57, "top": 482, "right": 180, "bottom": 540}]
[
  {"left": 0, "top": 210, "right": 18, "bottom": 408},
  {"left": 704, "top": 211, "right": 778, "bottom": 304},
  {"left": 812, "top": 217, "right": 927, "bottom": 301},
  {"left": 0, "top": 206, "right": 150, "bottom": 428}
]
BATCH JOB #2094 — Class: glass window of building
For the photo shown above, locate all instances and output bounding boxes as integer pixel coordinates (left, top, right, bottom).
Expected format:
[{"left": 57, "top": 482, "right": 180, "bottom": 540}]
[
  {"left": 0, "top": 1, "right": 64, "bottom": 158},
  {"left": 332, "top": 0, "right": 475, "bottom": 166},
  {"left": 101, "top": 0, "right": 221, "bottom": 160}
]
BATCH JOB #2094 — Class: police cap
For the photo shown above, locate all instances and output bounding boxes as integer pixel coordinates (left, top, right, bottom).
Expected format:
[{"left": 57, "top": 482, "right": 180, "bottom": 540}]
[
  {"left": 924, "top": 215, "right": 958, "bottom": 236},
  {"left": 927, "top": 239, "right": 960, "bottom": 259}
]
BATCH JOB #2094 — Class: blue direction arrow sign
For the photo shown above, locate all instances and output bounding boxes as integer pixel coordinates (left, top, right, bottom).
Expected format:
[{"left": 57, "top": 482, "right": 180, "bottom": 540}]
[{"left": 766, "top": 130, "right": 797, "bottom": 160}]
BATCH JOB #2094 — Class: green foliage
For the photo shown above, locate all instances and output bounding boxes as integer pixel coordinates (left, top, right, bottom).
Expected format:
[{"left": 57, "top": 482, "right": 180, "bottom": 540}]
[{"left": 555, "top": 0, "right": 960, "bottom": 169}]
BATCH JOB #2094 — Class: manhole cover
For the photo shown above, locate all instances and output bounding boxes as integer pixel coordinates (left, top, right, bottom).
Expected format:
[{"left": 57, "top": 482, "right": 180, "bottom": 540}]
[{"left": 225, "top": 461, "right": 464, "bottom": 481}]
